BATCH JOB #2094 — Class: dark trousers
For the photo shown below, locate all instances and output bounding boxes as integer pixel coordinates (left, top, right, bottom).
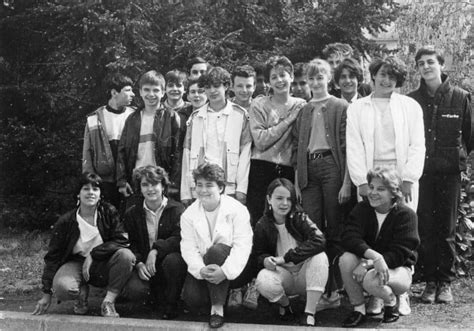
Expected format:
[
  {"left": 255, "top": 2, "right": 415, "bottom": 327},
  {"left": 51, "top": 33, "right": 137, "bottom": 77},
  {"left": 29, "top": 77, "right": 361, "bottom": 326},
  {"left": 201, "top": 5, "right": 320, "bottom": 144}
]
[
  {"left": 121, "top": 252, "right": 187, "bottom": 306},
  {"left": 101, "top": 181, "right": 122, "bottom": 210},
  {"left": 247, "top": 159, "right": 295, "bottom": 226},
  {"left": 182, "top": 244, "right": 256, "bottom": 312},
  {"left": 417, "top": 173, "right": 460, "bottom": 283}
]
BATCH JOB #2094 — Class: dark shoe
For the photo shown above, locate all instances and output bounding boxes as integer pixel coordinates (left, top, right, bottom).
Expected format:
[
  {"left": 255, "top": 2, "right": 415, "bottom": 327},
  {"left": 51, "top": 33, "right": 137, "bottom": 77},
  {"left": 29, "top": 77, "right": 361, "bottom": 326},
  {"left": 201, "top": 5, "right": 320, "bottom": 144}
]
[
  {"left": 383, "top": 305, "right": 399, "bottom": 323},
  {"left": 162, "top": 303, "right": 179, "bottom": 320},
  {"left": 342, "top": 311, "right": 366, "bottom": 327},
  {"left": 436, "top": 282, "right": 453, "bottom": 303},
  {"left": 279, "top": 304, "right": 295, "bottom": 321},
  {"left": 300, "top": 312, "right": 316, "bottom": 326},
  {"left": 421, "top": 281, "right": 437, "bottom": 303},
  {"left": 209, "top": 314, "right": 225, "bottom": 329}
]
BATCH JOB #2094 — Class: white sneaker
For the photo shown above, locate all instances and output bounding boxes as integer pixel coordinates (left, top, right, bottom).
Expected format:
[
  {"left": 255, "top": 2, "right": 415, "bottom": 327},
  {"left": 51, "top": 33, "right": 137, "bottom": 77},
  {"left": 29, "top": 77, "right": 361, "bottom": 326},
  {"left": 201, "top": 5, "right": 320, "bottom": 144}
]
[
  {"left": 227, "top": 288, "right": 242, "bottom": 308},
  {"left": 242, "top": 280, "right": 259, "bottom": 310},
  {"left": 315, "top": 292, "right": 341, "bottom": 312},
  {"left": 398, "top": 292, "right": 411, "bottom": 316},
  {"left": 366, "top": 296, "right": 383, "bottom": 315}
]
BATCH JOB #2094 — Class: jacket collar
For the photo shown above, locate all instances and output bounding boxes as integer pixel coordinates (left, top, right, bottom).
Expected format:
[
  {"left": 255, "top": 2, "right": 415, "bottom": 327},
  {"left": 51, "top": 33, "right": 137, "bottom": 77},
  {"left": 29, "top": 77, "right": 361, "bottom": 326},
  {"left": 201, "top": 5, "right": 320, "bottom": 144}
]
[
  {"left": 196, "top": 101, "right": 233, "bottom": 118},
  {"left": 418, "top": 73, "right": 450, "bottom": 100}
]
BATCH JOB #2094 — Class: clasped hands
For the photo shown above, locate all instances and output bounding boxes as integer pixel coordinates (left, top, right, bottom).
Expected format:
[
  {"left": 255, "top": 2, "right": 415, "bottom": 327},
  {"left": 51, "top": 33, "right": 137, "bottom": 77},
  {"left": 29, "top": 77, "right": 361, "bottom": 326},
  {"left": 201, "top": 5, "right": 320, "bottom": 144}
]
[
  {"left": 263, "top": 256, "right": 285, "bottom": 271},
  {"left": 200, "top": 264, "right": 226, "bottom": 284}
]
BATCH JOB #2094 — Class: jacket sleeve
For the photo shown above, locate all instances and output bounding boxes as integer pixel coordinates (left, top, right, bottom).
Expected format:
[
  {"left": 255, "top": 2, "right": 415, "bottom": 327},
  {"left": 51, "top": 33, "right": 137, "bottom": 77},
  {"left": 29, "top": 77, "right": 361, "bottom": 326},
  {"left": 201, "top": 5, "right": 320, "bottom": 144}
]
[
  {"left": 180, "top": 210, "right": 206, "bottom": 279},
  {"left": 252, "top": 219, "right": 273, "bottom": 269},
  {"left": 291, "top": 109, "right": 302, "bottom": 168},
  {"left": 462, "top": 92, "right": 473, "bottom": 154},
  {"left": 90, "top": 204, "right": 129, "bottom": 261},
  {"left": 116, "top": 117, "right": 130, "bottom": 188},
  {"left": 346, "top": 103, "right": 369, "bottom": 187},
  {"left": 249, "top": 98, "right": 294, "bottom": 151},
  {"left": 169, "top": 112, "right": 182, "bottom": 192},
  {"left": 341, "top": 204, "right": 371, "bottom": 257},
  {"left": 402, "top": 98, "right": 425, "bottom": 183},
  {"left": 41, "top": 217, "right": 70, "bottom": 293},
  {"left": 236, "top": 114, "right": 252, "bottom": 194},
  {"left": 152, "top": 204, "right": 185, "bottom": 260},
  {"left": 123, "top": 207, "right": 145, "bottom": 263},
  {"left": 382, "top": 209, "right": 420, "bottom": 269},
  {"left": 283, "top": 213, "right": 326, "bottom": 264},
  {"left": 82, "top": 121, "right": 94, "bottom": 174},
  {"left": 220, "top": 205, "right": 253, "bottom": 280}
]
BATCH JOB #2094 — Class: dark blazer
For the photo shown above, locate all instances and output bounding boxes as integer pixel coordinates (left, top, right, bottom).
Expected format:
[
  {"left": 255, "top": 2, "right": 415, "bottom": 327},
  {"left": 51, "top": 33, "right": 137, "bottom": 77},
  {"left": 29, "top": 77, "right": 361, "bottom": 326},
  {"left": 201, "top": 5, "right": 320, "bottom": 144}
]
[
  {"left": 41, "top": 202, "right": 129, "bottom": 293},
  {"left": 342, "top": 201, "right": 420, "bottom": 269},
  {"left": 293, "top": 96, "right": 348, "bottom": 190},
  {"left": 123, "top": 199, "right": 184, "bottom": 264},
  {"left": 252, "top": 212, "right": 326, "bottom": 269},
  {"left": 116, "top": 107, "right": 181, "bottom": 189}
]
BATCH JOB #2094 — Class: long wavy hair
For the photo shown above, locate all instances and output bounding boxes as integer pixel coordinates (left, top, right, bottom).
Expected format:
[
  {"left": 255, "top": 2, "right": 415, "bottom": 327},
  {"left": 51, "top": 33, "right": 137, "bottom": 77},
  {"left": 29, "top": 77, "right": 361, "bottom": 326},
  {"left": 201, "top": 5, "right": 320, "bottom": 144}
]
[{"left": 264, "top": 178, "right": 303, "bottom": 219}]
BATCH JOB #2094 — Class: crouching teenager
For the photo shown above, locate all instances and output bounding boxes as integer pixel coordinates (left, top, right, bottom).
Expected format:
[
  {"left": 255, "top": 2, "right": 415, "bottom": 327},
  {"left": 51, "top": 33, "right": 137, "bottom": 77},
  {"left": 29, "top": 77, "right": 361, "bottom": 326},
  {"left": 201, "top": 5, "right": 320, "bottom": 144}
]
[
  {"left": 339, "top": 167, "right": 420, "bottom": 327},
  {"left": 122, "top": 165, "right": 187, "bottom": 319},
  {"left": 180, "top": 163, "right": 253, "bottom": 329},
  {"left": 253, "top": 178, "right": 329, "bottom": 326},
  {"left": 33, "top": 173, "right": 134, "bottom": 317}
]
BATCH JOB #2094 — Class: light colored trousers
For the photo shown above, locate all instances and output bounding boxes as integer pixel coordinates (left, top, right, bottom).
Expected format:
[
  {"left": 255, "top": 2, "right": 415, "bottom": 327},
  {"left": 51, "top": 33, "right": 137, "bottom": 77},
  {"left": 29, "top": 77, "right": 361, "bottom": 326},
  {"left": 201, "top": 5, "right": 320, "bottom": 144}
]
[
  {"left": 339, "top": 251, "right": 412, "bottom": 306},
  {"left": 255, "top": 252, "right": 329, "bottom": 303}
]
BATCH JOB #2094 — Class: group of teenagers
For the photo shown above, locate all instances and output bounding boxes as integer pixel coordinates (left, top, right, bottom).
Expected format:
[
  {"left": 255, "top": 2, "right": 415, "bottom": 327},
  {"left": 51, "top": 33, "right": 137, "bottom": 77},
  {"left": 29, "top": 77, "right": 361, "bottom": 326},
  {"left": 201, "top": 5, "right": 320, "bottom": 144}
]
[{"left": 32, "top": 43, "right": 472, "bottom": 328}]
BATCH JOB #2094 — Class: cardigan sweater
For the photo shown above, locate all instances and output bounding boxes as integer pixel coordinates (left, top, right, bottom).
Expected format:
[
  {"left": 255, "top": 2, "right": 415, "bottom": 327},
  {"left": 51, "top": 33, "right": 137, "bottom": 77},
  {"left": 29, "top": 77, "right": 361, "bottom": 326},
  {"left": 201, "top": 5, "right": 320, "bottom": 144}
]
[
  {"left": 252, "top": 212, "right": 326, "bottom": 269},
  {"left": 341, "top": 201, "right": 420, "bottom": 269},
  {"left": 124, "top": 199, "right": 184, "bottom": 264},
  {"left": 292, "top": 96, "right": 348, "bottom": 189}
]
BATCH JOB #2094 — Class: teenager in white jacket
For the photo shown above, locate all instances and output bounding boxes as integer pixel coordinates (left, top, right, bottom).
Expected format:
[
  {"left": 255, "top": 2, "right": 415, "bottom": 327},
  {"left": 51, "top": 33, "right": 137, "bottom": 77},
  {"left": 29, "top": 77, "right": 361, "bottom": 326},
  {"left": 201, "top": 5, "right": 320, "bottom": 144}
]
[{"left": 180, "top": 163, "right": 253, "bottom": 328}]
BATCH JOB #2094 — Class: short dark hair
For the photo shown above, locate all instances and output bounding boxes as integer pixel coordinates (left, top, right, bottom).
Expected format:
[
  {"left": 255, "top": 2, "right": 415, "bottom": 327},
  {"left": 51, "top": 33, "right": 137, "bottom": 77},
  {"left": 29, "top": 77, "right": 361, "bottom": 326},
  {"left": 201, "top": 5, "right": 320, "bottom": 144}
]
[
  {"left": 414, "top": 46, "right": 445, "bottom": 66},
  {"left": 264, "top": 178, "right": 302, "bottom": 217},
  {"left": 187, "top": 78, "right": 200, "bottom": 91},
  {"left": 138, "top": 70, "right": 165, "bottom": 90},
  {"left": 334, "top": 58, "right": 364, "bottom": 85},
  {"left": 105, "top": 73, "right": 133, "bottom": 99},
  {"left": 188, "top": 56, "right": 210, "bottom": 71},
  {"left": 293, "top": 62, "right": 308, "bottom": 78},
  {"left": 133, "top": 165, "right": 170, "bottom": 196},
  {"left": 165, "top": 69, "right": 188, "bottom": 88},
  {"left": 369, "top": 56, "right": 407, "bottom": 88},
  {"left": 192, "top": 163, "right": 226, "bottom": 193},
  {"left": 198, "top": 67, "right": 231, "bottom": 88},
  {"left": 322, "top": 43, "right": 354, "bottom": 59},
  {"left": 231, "top": 65, "right": 256, "bottom": 84},
  {"left": 264, "top": 56, "right": 294, "bottom": 82},
  {"left": 78, "top": 172, "right": 102, "bottom": 195}
]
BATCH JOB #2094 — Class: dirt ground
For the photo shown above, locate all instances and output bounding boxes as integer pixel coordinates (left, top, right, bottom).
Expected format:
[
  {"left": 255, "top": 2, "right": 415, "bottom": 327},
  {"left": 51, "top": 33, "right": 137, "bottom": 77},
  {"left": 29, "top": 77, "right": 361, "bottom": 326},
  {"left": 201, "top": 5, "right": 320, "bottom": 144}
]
[{"left": 1, "top": 232, "right": 473, "bottom": 329}]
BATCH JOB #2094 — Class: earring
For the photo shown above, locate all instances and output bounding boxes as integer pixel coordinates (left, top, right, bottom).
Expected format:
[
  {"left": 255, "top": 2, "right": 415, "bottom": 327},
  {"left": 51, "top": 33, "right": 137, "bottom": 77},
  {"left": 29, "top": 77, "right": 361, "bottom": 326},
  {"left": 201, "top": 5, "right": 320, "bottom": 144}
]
[
  {"left": 76, "top": 196, "right": 80, "bottom": 206},
  {"left": 268, "top": 205, "right": 272, "bottom": 211}
]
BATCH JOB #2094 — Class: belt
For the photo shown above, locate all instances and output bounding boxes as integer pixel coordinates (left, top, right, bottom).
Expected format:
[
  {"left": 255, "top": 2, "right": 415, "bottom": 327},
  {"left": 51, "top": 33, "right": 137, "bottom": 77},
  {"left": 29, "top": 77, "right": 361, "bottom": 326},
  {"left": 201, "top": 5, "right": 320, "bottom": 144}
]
[{"left": 308, "top": 150, "right": 332, "bottom": 160}]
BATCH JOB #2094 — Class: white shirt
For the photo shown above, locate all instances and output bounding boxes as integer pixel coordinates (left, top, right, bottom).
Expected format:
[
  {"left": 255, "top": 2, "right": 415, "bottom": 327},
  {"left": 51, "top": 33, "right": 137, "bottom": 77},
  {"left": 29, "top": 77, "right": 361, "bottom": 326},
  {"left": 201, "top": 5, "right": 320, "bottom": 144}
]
[
  {"left": 73, "top": 210, "right": 103, "bottom": 257},
  {"left": 144, "top": 197, "right": 168, "bottom": 250},
  {"left": 375, "top": 210, "right": 389, "bottom": 238},
  {"left": 135, "top": 111, "right": 156, "bottom": 169},
  {"left": 275, "top": 223, "right": 300, "bottom": 272},
  {"left": 373, "top": 98, "right": 396, "bottom": 162}
]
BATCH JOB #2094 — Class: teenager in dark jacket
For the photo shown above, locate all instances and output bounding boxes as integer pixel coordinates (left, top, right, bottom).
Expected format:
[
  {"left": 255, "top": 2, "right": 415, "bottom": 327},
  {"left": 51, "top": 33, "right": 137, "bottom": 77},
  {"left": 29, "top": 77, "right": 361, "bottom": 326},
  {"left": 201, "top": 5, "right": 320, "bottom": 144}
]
[
  {"left": 33, "top": 173, "right": 133, "bottom": 318},
  {"left": 122, "top": 165, "right": 186, "bottom": 320},
  {"left": 408, "top": 46, "right": 473, "bottom": 304},
  {"left": 339, "top": 166, "right": 420, "bottom": 327},
  {"left": 253, "top": 178, "right": 328, "bottom": 326}
]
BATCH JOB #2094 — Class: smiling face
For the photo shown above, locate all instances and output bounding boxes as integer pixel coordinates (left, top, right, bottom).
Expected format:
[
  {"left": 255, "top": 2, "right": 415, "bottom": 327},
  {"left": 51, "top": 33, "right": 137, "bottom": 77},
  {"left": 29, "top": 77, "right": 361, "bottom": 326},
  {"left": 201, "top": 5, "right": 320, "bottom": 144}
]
[
  {"left": 165, "top": 81, "right": 185, "bottom": 103},
  {"left": 416, "top": 54, "right": 443, "bottom": 84},
  {"left": 368, "top": 177, "right": 394, "bottom": 213},
  {"left": 204, "top": 82, "right": 227, "bottom": 109},
  {"left": 79, "top": 183, "right": 101, "bottom": 208},
  {"left": 232, "top": 76, "right": 255, "bottom": 104},
  {"left": 307, "top": 71, "right": 330, "bottom": 96},
  {"left": 140, "top": 178, "right": 163, "bottom": 206},
  {"left": 338, "top": 68, "right": 358, "bottom": 100},
  {"left": 269, "top": 66, "right": 293, "bottom": 96},
  {"left": 372, "top": 65, "right": 397, "bottom": 98},
  {"left": 188, "top": 82, "right": 208, "bottom": 109},
  {"left": 195, "top": 178, "right": 222, "bottom": 211},
  {"left": 140, "top": 84, "right": 164, "bottom": 109},
  {"left": 267, "top": 185, "right": 292, "bottom": 223}
]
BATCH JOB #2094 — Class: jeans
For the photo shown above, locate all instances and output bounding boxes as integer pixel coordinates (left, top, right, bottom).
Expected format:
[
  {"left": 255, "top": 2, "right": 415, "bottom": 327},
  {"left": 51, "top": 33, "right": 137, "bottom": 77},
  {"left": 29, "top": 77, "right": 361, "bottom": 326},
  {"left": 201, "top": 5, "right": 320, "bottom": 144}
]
[
  {"left": 417, "top": 173, "right": 459, "bottom": 283},
  {"left": 181, "top": 243, "right": 256, "bottom": 312},
  {"left": 121, "top": 252, "right": 187, "bottom": 306},
  {"left": 52, "top": 248, "right": 135, "bottom": 300},
  {"left": 256, "top": 252, "right": 328, "bottom": 303}
]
